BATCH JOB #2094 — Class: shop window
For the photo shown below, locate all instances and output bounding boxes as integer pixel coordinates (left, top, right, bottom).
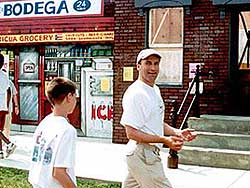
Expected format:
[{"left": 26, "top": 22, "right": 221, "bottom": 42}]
[
  {"left": 238, "top": 11, "right": 250, "bottom": 70},
  {"left": 44, "top": 44, "right": 113, "bottom": 95},
  {"left": 149, "top": 7, "right": 183, "bottom": 86}
]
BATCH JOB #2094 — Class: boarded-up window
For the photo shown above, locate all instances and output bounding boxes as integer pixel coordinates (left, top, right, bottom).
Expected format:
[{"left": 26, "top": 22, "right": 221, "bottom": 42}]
[
  {"left": 239, "top": 11, "right": 250, "bottom": 69},
  {"left": 149, "top": 8, "right": 183, "bottom": 86}
]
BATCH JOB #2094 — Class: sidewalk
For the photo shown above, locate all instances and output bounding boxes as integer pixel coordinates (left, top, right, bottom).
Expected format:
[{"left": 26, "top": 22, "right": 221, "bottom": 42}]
[{"left": 0, "top": 132, "right": 249, "bottom": 188}]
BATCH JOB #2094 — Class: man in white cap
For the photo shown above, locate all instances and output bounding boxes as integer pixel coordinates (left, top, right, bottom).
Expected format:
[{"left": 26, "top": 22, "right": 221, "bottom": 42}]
[
  {"left": 120, "top": 48, "right": 197, "bottom": 188},
  {"left": 0, "top": 53, "right": 16, "bottom": 159}
]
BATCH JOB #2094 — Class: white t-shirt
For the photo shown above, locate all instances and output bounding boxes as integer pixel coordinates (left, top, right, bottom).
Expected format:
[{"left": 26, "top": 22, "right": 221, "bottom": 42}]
[
  {"left": 28, "top": 114, "right": 77, "bottom": 188},
  {"left": 0, "top": 70, "right": 9, "bottom": 111},
  {"left": 0, "top": 70, "right": 8, "bottom": 93},
  {"left": 120, "top": 80, "right": 165, "bottom": 153}
]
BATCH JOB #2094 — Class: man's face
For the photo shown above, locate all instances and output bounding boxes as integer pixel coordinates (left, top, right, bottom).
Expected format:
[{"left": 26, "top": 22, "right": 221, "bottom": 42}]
[{"left": 137, "top": 55, "right": 160, "bottom": 87}]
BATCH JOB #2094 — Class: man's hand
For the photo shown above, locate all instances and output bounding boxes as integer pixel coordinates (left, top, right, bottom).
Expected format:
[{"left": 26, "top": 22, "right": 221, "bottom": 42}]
[
  {"left": 162, "top": 136, "right": 184, "bottom": 151},
  {"left": 179, "top": 129, "right": 197, "bottom": 142}
]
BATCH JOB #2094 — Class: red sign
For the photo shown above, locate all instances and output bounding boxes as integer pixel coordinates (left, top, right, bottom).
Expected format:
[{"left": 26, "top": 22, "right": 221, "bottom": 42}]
[{"left": 91, "top": 103, "right": 113, "bottom": 121}]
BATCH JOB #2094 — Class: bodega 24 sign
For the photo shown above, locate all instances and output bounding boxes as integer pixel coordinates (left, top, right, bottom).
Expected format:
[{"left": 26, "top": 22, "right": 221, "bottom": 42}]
[{"left": 0, "top": 0, "right": 103, "bottom": 19}]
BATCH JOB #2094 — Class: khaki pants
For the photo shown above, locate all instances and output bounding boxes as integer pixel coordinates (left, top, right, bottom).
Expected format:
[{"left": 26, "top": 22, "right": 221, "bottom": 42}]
[{"left": 123, "top": 144, "right": 173, "bottom": 188}]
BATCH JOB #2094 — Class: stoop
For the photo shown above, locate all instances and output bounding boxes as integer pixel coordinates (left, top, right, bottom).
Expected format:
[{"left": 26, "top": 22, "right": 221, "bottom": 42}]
[{"left": 179, "top": 115, "right": 250, "bottom": 170}]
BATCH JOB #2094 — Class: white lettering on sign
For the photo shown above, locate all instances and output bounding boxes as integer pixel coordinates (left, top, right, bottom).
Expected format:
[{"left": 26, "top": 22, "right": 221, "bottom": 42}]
[{"left": 0, "top": 0, "right": 103, "bottom": 19}]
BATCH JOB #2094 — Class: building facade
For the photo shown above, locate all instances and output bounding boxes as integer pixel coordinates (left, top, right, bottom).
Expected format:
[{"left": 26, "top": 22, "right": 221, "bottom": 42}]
[
  {"left": 112, "top": 0, "right": 250, "bottom": 143},
  {"left": 0, "top": 0, "right": 115, "bottom": 138},
  {"left": 1, "top": 0, "right": 250, "bottom": 143}
]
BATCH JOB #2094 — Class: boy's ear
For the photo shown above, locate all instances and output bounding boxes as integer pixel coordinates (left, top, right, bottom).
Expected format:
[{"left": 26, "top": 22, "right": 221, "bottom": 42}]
[
  {"left": 65, "top": 93, "right": 72, "bottom": 103},
  {"left": 66, "top": 93, "right": 74, "bottom": 102}
]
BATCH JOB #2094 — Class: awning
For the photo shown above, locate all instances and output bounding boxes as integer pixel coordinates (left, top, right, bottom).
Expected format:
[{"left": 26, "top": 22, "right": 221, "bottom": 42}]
[
  {"left": 213, "top": 0, "right": 250, "bottom": 5},
  {"left": 135, "top": 0, "right": 192, "bottom": 9}
]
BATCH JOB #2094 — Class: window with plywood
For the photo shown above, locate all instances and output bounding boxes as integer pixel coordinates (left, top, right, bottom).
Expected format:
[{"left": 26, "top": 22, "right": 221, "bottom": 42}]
[
  {"left": 149, "top": 8, "right": 183, "bottom": 86},
  {"left": 239, "top": 11, "right": 250, "bottom": 69}
]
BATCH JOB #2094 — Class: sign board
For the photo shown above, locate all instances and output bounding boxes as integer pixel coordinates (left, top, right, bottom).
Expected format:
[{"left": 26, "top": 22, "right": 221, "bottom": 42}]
[
  {"left": 189, "top": 63, "right": 201, "bottom": 79},
  {"left": 0, "top": 31, "right": 114, "bottom": 44},
  {"left": 123, "top": 67, "right": 134, "bottom": 81},
  {"left": 0, "top": 0, "right": 103, "bottom": 19},
  {"left": 23, "top": 62, "right": 35, "bottom": 73}
]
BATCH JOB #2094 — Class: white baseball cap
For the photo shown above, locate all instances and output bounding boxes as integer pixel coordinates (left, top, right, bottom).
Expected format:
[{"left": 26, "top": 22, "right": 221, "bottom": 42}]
[{"left": 136, "top": 49, "right": 161, "bottom": 64}]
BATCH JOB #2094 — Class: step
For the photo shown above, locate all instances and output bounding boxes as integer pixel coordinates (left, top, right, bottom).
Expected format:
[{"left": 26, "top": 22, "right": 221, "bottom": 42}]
[
  {"left": 184, "top": 131, "right": 250, "bottom": 151},
  {"left": 188, "top": 115, "right": 250, "bottom": 134},
  {"left": 179, "top": 146, "right": 250, "bottom": 170}
]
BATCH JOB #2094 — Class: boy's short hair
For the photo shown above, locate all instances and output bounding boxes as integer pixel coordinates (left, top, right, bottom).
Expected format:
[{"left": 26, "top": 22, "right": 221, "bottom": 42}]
[{"left": 46, "top": 77, "right": 77, "bottom": 106}]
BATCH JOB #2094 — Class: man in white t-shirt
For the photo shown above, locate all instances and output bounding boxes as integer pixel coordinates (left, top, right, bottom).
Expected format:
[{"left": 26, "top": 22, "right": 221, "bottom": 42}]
[
  {"left": 0, "top": 54, "right": 17, "bottom": 159},
  {"left": 120, "top": 49, "right": 197, "bottom": 188},
  {"left": 3, "top": 79, "right": 19, "bottom": 138},
  {"left": 29, "top": 77, "right": 78, "bottom": 188}
]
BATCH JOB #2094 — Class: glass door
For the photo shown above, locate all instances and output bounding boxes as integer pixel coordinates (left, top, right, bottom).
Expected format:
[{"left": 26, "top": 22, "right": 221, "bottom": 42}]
[{"left": 18, "top": 47, "right": 40, "bottom": 121}]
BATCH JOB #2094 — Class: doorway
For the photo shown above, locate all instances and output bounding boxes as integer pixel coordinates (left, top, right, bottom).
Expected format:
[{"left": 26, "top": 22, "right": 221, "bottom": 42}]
[
  {"left": 230, "top": 9, "right": 250, "bottom": 115},
  {"left": 18, "top": 47, "right": 41, "bottom": 122}
]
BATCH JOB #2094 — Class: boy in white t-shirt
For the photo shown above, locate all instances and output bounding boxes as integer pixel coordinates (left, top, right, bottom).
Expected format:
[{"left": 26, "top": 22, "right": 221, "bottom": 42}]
[{"left": 29, "top": 77, "right": 77, "bottom": 188}]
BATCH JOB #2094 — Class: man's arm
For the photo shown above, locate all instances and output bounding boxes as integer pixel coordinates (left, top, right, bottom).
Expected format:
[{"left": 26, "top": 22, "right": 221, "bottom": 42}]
[
  {"left": 13, "top": 94, "right": 19, "bottom": 115},
  {"left": 164, "top": 122, "right": 181, "bottom": 136},
  {"left": 164, "top": 122, "right": 197, "bottom": 141},
  {"left": 125, "top": 125, "right": 184, "bottom": 151},
  {"left": 53, "top": 167, "right": 77, "bottom": 188}
]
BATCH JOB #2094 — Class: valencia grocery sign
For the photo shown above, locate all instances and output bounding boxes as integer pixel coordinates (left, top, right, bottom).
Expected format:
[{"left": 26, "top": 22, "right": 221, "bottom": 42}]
[
  {"left": 0, "top": 0, "right": 103, "bottom": 18},
  {"left": 0, "top": 31, "right": 114, "bottom": 43}
]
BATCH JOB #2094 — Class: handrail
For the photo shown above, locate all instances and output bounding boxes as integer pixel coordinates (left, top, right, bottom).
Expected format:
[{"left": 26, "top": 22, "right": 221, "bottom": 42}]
[
  {"left": 171, "top": 65, "right": 201, "bottom": 129},
  {"left": 167, "top": 65, "right": 212, "bottom": 169},
  {"left": 179, "top": 95, "right": 197, "bottom": 130},
  {"left": 177, "top": 67, "right": 199, "bottom": 116}
]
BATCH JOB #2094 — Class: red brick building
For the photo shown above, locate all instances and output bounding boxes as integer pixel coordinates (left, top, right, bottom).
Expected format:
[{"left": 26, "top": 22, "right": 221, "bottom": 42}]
[{"left": 112, "top": 0, "right": 250, "bottom": 143}]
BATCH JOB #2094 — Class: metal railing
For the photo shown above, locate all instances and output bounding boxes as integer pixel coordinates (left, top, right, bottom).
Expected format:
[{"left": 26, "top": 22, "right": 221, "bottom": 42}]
[{"left": 167, "top": 65, "right": 212, "bottom": 168}]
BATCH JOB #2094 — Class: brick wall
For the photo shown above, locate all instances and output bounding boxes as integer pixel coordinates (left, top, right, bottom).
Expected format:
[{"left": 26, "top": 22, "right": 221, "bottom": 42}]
[
  {"left": 185, "top": 0, "right": 230, "bottom": 115},
  {"left": 112, "top": 0, "right": 231, "bottom": 143},
  {"left": 113, "top": 0, "right": 145, "bottom": 143}
]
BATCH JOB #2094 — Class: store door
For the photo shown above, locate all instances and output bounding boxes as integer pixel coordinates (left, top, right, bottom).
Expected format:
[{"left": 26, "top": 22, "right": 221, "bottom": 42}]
[
  {"left": 230, "top": 9, "right": 250, "bottom": 115},
  {"left": 18, "top": 48, "right": 41, "bottom": 122}
]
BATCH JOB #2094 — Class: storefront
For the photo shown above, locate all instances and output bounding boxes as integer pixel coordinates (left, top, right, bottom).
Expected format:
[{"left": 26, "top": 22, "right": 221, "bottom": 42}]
[{"left": 0, "top": 0, "right": 115, "bottom": 138}]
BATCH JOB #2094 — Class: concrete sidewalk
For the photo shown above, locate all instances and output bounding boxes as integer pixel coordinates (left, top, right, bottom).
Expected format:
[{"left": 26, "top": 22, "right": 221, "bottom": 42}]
[{"left": 0, "top": 132, "right": 249, "bottom": 188}]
